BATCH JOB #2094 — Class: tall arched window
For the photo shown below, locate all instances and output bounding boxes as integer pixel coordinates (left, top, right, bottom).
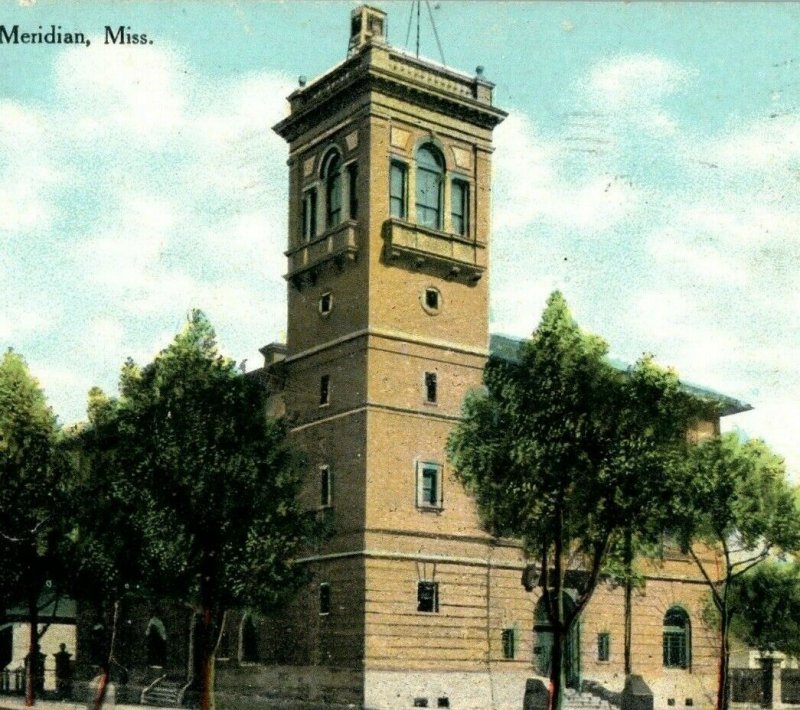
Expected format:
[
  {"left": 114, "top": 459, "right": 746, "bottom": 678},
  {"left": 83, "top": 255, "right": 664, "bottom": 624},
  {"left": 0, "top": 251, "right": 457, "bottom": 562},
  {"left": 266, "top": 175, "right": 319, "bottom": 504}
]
[
  {"left": 323, "top": 151, "right": 342, "bottom": 228},
  {"left": 663, "top": 606, "right": 691, "bottom": 669},
  {"left": 145, "top": 617, "right": 167, "bottom": 667},
  {"left": 416, "top": 145, "right": 444, "bottom": 229}
]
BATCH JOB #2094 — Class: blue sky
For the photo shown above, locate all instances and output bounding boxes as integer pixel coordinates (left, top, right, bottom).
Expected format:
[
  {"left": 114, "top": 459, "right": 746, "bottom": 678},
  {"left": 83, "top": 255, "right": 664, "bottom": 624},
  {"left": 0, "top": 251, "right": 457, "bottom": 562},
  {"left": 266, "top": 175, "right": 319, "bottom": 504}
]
[{"left": 2, "top": 1, "right": 799, "bottom": 479}]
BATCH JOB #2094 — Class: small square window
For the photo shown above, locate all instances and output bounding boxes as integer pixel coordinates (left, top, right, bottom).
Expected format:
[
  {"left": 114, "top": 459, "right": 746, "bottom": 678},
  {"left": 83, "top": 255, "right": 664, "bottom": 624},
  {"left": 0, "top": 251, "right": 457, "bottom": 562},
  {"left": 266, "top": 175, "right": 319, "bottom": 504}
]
[
  {"left": 319, "top": 583, "right": 331, "bottom": 615},
  {"left": 319, "top": 375, "right": 330, "bottom": 406},
  {"left": 417, "top": 462, "right": 442, "bottom": 509},
  {"left": 425, "top": 372, "right": 437, "bottom": 403},
  {"left": 425, "top": 287, "right": 439, "bottom": 311},
  {"left": 417, "top": 581, "right": 439, "bottom": 613},
  {"left": 320, "top": 466, "right": 332, "bottom": 507},
  {"left": 502, "top": 628, "right": 516, "bottom": 659},
  {"left": 597, "top": 632, "right": 610, "bottom": 662},
  {"left": 413, "top": 700, "right": 428, "bottom": 708},
  {"left": 437, "top": 699, "right": 450, "bottom": 708},
  {"left": 668, "top": 700, "right": 675, "bottom": 707},
  {"left": 319, "top": 292, "right": 333, "bottom": 315}
]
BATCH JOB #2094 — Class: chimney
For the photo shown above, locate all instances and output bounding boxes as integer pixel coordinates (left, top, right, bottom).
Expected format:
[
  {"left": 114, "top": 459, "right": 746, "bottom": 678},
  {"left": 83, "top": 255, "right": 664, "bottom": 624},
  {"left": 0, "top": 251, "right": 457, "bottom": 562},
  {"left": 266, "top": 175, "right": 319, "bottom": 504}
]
[{"left": 347, "top": 5, "right": 387, "bottom": 57}]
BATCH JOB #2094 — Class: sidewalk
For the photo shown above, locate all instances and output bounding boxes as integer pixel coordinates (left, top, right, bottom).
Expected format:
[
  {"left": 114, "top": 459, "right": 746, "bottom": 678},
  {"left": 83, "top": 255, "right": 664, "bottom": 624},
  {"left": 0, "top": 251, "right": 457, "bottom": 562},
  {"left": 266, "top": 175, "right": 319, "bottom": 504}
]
[{"left": 0, "top": 699, "right": 157, "bottom": 710}]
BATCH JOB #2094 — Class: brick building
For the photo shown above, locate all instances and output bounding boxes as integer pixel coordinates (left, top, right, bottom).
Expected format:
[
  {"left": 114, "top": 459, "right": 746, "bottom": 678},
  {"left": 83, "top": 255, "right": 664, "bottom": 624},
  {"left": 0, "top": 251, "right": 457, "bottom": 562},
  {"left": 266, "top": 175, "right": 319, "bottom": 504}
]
[{"left": 244, "top": 6, "right": 749, "bottom": 710}]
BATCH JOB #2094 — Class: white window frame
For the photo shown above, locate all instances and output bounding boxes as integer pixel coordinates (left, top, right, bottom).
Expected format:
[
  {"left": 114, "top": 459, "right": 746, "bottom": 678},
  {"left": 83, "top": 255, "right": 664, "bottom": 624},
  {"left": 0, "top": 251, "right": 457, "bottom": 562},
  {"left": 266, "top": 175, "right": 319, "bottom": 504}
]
[
  {"left": 319, "top": 291, "right": 333, "bottom": 316},
  {"left": 416, "top": 461, "right": 443, "bottom": 509},
  {"left": 320, "top": 465, "right": 332, "bottom": 508}
]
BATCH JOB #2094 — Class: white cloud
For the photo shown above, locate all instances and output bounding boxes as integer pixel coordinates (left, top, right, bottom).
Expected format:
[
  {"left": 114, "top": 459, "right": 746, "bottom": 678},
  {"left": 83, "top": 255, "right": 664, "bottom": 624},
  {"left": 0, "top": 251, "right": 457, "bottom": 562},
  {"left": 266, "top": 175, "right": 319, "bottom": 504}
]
[
  {"left": 488, "top": 53, "right": 800, "bottom": 481},
  {"left": 493, "top": 112, "right": 639, "bottom": 233},
  {"left": 55, "top": 41, "right": 188, "bottom": 141},
  {"left": 586, "top": 54, "right": 692, "bottom": 110},
  {"left": 709, "top": 114, "right": 800, "bottom": 171}
]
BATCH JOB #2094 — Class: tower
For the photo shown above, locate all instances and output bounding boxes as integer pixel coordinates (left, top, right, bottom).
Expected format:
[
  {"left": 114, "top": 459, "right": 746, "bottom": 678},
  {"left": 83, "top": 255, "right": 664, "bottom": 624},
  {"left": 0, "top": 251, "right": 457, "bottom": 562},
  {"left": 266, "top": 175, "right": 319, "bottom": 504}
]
[
  {"left": 269, "top": 5, "right": 515, "bottom": 708},
  {"left": 259, "top": 8, "right": 748, "bottom": 710}
]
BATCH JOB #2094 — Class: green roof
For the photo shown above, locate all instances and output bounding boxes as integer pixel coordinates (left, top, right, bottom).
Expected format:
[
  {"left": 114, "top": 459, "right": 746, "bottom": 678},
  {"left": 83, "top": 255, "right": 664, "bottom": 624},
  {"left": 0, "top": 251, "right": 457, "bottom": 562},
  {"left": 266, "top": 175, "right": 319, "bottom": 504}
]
[
  {"left": 4, "top": 591, "right": 76, "bottom": 623},
  {"left": 489, "top": 333, "right": 752, "bottom": 417}
]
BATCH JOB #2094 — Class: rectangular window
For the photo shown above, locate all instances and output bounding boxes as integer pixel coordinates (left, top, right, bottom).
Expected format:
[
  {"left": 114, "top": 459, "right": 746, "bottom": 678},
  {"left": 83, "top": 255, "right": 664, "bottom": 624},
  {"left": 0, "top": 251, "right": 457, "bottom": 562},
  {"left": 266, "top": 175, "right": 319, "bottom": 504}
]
[
  {"left": 320, "top": 375, "right": 330, "bottom": 406},
  {"left": 425, "top": 288, "right": 439, "bottom": 310},
  {"left": 417, "top": 581, "right": 439, "bottom": 613},
  {"left": 417, "top": 462, "right": 442, "bottom": 508},
  {"left": 451, "top": 179, "right": 469, "bottom": 236},
  {"left": 390, "top": 161, "right": 407, "bottom": 219},
  {"left": 320, "top": 465, "right": 332, "bottom": 507},
  {"left": 598, "top": 632, "right": 610, "bottom": 662},
  {"left": 502, "top": 628, "right": 516, "bottom": 660},
  {"left": 416, "top": 166, "right": 442, "bottom": 229},
  {"left": 302, "top": 189, "right": 317, "bottom": 241},
  {"left": 319, "top": 291, "right": 332, "bottom": 315},
  {"left": 319, "top": 583, "right": 331, "bottom": 615},
  {"left": 348, "top": 162, "right": 358, "bottom": 219},
  {"left": 425, "top": 372, "right": 437, "bottom": 403},
  {"left": 663, "top": 631, "right": 687, "bottom": 668}
]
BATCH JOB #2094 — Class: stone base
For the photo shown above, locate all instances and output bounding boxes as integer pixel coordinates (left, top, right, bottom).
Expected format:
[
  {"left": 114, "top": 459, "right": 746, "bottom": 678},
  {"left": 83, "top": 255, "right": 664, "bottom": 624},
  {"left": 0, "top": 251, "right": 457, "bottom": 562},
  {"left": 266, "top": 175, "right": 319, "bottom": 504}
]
[{"left": 363, "top": 668, "right": 534, "bottom": 710}]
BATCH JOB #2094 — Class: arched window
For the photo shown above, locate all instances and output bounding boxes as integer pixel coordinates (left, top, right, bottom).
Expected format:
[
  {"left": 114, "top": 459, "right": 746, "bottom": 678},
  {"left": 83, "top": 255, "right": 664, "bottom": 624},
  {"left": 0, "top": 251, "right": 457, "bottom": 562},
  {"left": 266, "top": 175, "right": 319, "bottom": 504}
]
[
  {"left": 145, "top": 617, "right": 167, "bottom": 667},
  {"left": 240, "top": 615, "right": 259, "bottom": 663},
  {"left": 663, "top": 606, "right": 691, "bottom": 669},
  {"left": 416, "top": 145, "right": 444, "bottom": 229},
  {"left": 322, "top": 151, "right": 342, "bottom": 228}
]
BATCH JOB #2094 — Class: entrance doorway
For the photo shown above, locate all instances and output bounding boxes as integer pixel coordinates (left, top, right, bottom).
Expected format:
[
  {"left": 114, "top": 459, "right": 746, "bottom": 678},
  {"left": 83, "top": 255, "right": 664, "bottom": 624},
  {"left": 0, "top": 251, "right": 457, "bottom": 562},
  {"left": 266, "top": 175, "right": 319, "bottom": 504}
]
[{"left": 534, "top": 593, "right": 581, "bottom": 689}]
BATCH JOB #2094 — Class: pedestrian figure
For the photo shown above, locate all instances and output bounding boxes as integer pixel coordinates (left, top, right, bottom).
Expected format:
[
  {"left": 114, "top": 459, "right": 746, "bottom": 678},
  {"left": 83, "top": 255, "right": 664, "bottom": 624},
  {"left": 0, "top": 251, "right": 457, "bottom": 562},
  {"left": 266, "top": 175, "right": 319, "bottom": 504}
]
[{"left": 54, "top": 643, "right": 73, "bottom": 699}]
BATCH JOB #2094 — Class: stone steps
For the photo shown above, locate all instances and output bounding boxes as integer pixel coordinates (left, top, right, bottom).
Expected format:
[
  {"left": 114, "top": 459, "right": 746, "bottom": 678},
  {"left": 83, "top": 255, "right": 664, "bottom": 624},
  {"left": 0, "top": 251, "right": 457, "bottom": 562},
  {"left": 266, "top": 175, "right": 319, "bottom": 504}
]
[
  {"left": 563, "top": 689, "right": 614, "bottom": 710},
  {"left": 142, "top": 679, "right": 183, "bottom": 707}
]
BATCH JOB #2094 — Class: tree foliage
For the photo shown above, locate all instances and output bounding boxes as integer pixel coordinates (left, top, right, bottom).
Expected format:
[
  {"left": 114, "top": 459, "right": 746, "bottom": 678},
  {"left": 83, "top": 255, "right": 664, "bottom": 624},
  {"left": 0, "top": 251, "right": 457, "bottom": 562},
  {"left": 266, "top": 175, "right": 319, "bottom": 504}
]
[
  {"left": 0, "top": 349, "right": 72, "bottom": 706},
  {"left": 675, "top": 433, "right": 800, "bottom": 710},
  {"left": 727, "top": 559, "right": 800, "bottom": 657},
  {"left": 448, "top": 292, "right": 702, "bottom": 710},
  {"left": 86, "top": 311, "right": 317, "bottom": 710}
]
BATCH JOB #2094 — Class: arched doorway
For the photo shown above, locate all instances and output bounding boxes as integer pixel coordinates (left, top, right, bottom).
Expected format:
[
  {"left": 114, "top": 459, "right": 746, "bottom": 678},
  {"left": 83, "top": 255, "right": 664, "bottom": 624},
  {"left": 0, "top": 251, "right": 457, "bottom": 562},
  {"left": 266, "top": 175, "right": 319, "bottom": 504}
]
[
  {"left": 534, "top": 593, "right": 581, "bottom": 689},
  {"left": 145, "top": 617, "right": 167, "bottom": 668}
]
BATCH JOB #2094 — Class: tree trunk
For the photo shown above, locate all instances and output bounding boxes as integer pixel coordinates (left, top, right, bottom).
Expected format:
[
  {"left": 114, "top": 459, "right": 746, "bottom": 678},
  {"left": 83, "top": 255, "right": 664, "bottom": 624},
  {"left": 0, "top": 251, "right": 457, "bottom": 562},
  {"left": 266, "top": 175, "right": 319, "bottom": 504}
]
[
  {"left": 93, "top": 599, "right": 122, "bottom": 710},
  {"left": 25, "top": 589, "right": 38, "bottom": 707},
  {"left": 548, "top": 510, "right": 565, "bottom": 710},
  {"left": 198, "top": 603, "right": 224, "bottom": 710},
  {"left": 623, "top": 527, "right": 633, "bottom": 676},
  {"left": 717, "top": 604, "right": 731, "bottom": 710},
  {"left": 199, "top": 646, "right": 216, "bottom": 710},
  {"left": 550, "top": 617, "right": 565, "bottom": 710}
]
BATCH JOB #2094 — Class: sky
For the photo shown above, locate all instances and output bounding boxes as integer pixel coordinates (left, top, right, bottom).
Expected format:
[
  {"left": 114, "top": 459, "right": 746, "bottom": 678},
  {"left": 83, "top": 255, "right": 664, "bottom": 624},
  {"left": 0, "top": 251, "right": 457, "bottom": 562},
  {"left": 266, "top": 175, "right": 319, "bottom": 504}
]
[{"left": 1, "top": 1, "right": 799, "bottom": 479}]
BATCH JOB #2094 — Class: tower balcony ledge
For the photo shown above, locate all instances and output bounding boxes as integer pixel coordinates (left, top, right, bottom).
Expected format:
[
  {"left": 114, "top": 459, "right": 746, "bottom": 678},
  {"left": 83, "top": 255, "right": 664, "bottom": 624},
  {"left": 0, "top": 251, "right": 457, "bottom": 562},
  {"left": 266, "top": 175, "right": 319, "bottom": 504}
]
[
  {"left": 382, "top": 217, "right": 486, "bottom": 283},
  {"left": 285, "top": 220, "right": 358, "bottom": 288}
]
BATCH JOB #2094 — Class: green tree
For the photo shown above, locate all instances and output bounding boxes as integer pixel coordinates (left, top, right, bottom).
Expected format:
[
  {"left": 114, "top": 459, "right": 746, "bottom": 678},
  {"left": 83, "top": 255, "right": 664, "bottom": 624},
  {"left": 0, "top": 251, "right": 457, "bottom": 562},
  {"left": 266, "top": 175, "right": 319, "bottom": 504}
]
[
  {"left": 676, "top": 434, "right": 800, "bottom": 710},
  {"left": 108, "top": 310, "right": 316, "bottom": 710},
  {"left": 0, "top": 349, "right": 71, "bottom": 707},
  {"left": 602, "top": 357, "right": 707, "bottom": 675},
  {"left": 65, "top": 387, "right": 149, "bottom": 710},
  {"left": 449, "top": 293, "right": 626, "bottom": 710},
  {"left": 727, "top": 559, "right": 800, "bottom": 658}
]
